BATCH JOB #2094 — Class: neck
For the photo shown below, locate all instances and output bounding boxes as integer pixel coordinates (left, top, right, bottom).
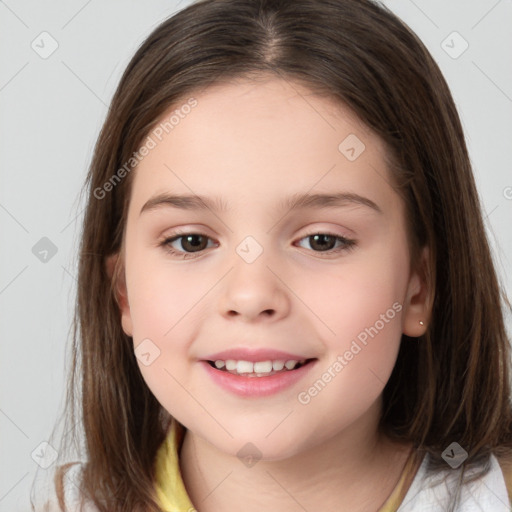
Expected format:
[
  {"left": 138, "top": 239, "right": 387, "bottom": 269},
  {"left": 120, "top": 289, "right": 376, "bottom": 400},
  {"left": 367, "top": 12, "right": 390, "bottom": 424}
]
[{"left": 179, "top": 400, "right": 413, "bottom": 512}]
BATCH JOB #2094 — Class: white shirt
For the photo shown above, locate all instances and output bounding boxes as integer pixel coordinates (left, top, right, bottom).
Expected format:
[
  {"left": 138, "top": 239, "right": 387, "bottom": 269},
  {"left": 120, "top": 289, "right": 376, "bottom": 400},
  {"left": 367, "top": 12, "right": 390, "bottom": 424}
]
[{"left": 36, "top": 452, "right": 512, "bottom": 511}]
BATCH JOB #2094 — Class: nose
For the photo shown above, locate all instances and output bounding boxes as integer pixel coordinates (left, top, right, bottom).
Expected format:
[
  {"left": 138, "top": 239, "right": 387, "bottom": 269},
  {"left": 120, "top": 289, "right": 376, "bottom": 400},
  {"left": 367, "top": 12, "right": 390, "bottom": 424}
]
[{"left": 218, "top": 255, "right": 291, "bottom": 323}]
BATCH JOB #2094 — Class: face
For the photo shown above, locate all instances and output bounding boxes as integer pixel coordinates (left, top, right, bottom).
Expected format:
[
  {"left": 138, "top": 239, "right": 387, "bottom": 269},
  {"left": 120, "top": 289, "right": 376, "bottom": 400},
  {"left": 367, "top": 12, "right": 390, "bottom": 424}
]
[{"left": 110, "top": 76, "right": 428, "bottom": 460}]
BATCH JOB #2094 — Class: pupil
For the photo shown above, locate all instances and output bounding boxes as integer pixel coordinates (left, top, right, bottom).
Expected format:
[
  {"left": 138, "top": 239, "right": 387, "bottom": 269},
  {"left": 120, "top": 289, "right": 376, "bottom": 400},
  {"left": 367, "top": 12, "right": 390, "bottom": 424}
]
[
  {"left": 310, "top": 234, "right": 335, "bottom": 251},
  {"left": 183, "top": 235, "right": 207, "bottom": 252}
]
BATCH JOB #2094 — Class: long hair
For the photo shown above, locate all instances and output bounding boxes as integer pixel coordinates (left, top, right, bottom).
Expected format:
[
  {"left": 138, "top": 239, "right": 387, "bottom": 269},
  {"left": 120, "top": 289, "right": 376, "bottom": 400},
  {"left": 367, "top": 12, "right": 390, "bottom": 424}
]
[{"left": 37, "top": 0, "right": 512, "bottom": 510}]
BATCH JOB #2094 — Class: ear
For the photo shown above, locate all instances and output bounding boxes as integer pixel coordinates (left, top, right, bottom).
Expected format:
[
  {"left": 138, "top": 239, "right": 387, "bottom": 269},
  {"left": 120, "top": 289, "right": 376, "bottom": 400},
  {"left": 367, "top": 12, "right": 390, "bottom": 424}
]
[
  {"left": 402, "top": 246, "right": 432, "bottom": 338},
  {"left": 105, "top": 253, "right": 133, "bottom": 337}
]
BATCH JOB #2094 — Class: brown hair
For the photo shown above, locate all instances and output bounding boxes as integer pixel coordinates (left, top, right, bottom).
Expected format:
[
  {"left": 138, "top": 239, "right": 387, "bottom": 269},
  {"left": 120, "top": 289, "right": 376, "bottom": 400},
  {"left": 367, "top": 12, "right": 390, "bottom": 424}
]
[{"left": 37, "top": 0, "right": 512, "bottom": 510}]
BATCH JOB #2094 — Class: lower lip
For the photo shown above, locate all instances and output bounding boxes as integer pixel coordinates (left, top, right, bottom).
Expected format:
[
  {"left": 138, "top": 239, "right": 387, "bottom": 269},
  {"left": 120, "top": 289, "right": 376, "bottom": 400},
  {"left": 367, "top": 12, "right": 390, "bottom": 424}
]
[{"left": 200, "top": 359, "right": 317, "bottom": 398}]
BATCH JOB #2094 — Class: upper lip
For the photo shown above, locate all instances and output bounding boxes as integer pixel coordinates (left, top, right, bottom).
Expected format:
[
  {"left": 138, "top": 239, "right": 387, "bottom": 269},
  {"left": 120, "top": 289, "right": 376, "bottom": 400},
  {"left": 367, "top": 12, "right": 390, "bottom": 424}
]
[{"left": 203, "top": 348, "right": 315, "bottom": 362}]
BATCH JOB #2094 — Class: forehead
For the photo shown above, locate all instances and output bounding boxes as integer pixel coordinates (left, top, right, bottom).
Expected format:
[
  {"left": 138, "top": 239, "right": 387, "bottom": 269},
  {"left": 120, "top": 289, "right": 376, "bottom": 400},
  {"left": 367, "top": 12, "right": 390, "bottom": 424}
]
[{"left": 128, "top": 76, "right": 397, "bottom": 216}]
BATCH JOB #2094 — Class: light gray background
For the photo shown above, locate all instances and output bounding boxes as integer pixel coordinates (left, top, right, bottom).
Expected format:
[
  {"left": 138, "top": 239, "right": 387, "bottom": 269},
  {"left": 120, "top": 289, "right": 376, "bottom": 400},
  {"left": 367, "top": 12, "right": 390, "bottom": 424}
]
[{"left": 1, "top": 0, "right": 511, "bottom": 509}]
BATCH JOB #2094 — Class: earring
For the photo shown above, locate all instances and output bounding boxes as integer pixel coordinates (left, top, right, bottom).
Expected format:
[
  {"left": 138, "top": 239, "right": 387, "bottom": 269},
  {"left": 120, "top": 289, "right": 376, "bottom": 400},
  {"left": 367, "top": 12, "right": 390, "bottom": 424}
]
[{"left": 419, "top": 320, "right": 425, "bottom": 326}]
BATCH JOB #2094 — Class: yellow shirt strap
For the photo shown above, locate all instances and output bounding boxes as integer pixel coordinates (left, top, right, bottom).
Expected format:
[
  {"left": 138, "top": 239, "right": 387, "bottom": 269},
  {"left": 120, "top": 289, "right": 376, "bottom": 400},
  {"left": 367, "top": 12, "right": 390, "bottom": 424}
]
[
  {"left": 154, "top": 418, "right": 196, "bottom": 512},
  {"left": 378, "top": 447, "right": 425, "bottom": 512},
  {"left": 154, "top": 420, "right": 426, "bottom": 512}
]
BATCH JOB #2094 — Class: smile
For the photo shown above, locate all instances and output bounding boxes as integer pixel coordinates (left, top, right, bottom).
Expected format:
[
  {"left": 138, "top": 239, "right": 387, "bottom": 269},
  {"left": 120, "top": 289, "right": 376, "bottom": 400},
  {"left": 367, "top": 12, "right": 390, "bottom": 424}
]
[
  {"left": 201, "top": 358, "right": 317, "bottom": 397},
  {"left": 207, "top": 358, "right": 311, "bottom": 377}
]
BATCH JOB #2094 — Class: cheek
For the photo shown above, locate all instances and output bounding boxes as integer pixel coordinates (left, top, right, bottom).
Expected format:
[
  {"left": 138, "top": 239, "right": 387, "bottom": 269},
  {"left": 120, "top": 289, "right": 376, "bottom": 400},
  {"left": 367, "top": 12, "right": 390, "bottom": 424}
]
[
  {"left": 304, "top": 254, "right": 406, "bottom": 339},
  {"left": 297, "top": 248, "right": 407, "bottom": 392},
  {"left": 125, "top": 257, "right": 207, "bottom": 417},
  {"left": 124, "top": 246, "right": 210, "bottom": 393},
  {"left": 126, "top": 244, "right": 206, "bottom": 340},
  {"left": 296, "top": 267, "right": 404, "bottom": 435}
]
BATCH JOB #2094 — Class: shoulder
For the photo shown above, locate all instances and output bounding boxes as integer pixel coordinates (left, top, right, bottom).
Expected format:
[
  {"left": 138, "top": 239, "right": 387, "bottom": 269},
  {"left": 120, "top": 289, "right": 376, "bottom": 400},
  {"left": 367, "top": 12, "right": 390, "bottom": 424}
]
[
  {"left": 34, "top": 462, "right": 100, "bottom": 512},
  {"left": 496, "top": 451, "right": 512, "bottom": 506},
  {"left": 398, "top": 452, "right": 512, "bottom": 511}
]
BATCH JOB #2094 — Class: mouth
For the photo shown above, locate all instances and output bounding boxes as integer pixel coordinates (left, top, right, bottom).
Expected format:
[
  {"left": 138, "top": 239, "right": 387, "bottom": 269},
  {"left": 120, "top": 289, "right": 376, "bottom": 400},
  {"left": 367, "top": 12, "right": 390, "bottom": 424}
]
[{"left": 205, "top": 358, "right": 317, "bottom": 378}]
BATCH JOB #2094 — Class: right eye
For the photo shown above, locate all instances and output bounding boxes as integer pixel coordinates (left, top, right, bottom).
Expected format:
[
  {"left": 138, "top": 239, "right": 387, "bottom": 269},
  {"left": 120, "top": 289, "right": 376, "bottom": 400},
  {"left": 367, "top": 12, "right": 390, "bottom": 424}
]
[{"left": 160, "top": 233, "right": 218, "bottom": 258}]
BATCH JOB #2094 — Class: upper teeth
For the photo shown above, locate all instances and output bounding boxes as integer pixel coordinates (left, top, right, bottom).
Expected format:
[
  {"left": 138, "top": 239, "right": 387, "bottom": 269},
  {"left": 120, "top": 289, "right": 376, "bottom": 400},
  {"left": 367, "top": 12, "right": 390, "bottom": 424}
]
[{"left": 214, "top": 359, "right": 304, "bottom": 374}]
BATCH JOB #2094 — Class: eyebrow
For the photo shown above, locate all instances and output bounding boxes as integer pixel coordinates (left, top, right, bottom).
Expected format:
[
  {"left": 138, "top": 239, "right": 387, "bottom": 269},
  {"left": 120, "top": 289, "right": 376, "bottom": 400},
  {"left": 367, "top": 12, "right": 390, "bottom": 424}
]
[{"left": 139, "top": 191, "right": 382, "bottom": 216}]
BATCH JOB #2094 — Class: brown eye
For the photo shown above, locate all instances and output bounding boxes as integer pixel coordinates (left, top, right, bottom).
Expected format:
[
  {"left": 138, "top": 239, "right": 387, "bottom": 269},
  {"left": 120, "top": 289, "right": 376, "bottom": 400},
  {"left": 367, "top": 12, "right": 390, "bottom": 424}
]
[
  {"left": 163, "top": 234, "right": 214, "bottom": 254},
  {"left": 179, "top": 234, "right": 208, "bottom": 252},
  {"left": 297, "top": 233, "right": 355, "bottom": 253},
  {"left": 307, "top": 234, "right": 337, "bottom": 251}
]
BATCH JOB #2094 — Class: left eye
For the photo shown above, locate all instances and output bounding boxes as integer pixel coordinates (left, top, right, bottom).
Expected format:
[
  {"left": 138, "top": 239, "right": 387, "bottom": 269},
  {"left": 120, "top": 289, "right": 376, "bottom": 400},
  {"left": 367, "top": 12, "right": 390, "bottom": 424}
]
[{"left": 296, "top": 233, "right": 355, "bottom": 253}]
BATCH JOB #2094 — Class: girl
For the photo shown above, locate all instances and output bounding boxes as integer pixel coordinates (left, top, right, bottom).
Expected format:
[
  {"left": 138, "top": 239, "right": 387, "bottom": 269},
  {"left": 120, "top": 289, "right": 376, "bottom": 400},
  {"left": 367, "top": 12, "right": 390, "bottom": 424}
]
[{"left": 35, "top": 0, "right": 512, "bottom": 510}]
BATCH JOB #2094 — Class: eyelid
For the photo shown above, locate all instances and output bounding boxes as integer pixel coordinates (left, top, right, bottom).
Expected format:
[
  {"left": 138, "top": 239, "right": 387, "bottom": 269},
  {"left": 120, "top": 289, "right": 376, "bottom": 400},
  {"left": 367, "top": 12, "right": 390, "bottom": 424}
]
[{"left": 160, "top": 223, "right": 355, "bottom": 241}]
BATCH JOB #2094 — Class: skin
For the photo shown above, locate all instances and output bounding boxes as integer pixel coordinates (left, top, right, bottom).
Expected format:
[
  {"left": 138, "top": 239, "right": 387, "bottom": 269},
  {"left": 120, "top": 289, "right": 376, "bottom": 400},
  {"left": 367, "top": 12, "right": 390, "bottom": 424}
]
[{"left": 108, "top": 75, "right": 430, "bottom": 511}]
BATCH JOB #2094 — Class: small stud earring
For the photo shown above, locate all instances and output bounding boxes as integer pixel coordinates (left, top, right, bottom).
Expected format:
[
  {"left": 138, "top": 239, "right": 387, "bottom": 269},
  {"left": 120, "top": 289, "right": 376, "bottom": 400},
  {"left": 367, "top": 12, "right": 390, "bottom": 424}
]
[{"left": 419, "top": 320, "right": 425, "bottom": 326}]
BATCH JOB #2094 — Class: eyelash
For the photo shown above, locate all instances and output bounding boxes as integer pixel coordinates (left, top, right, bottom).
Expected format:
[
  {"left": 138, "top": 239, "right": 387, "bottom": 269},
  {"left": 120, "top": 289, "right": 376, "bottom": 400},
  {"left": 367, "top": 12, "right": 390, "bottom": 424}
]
[{"left": 158, "top": 230, "right": 357, "bottom": 259}]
